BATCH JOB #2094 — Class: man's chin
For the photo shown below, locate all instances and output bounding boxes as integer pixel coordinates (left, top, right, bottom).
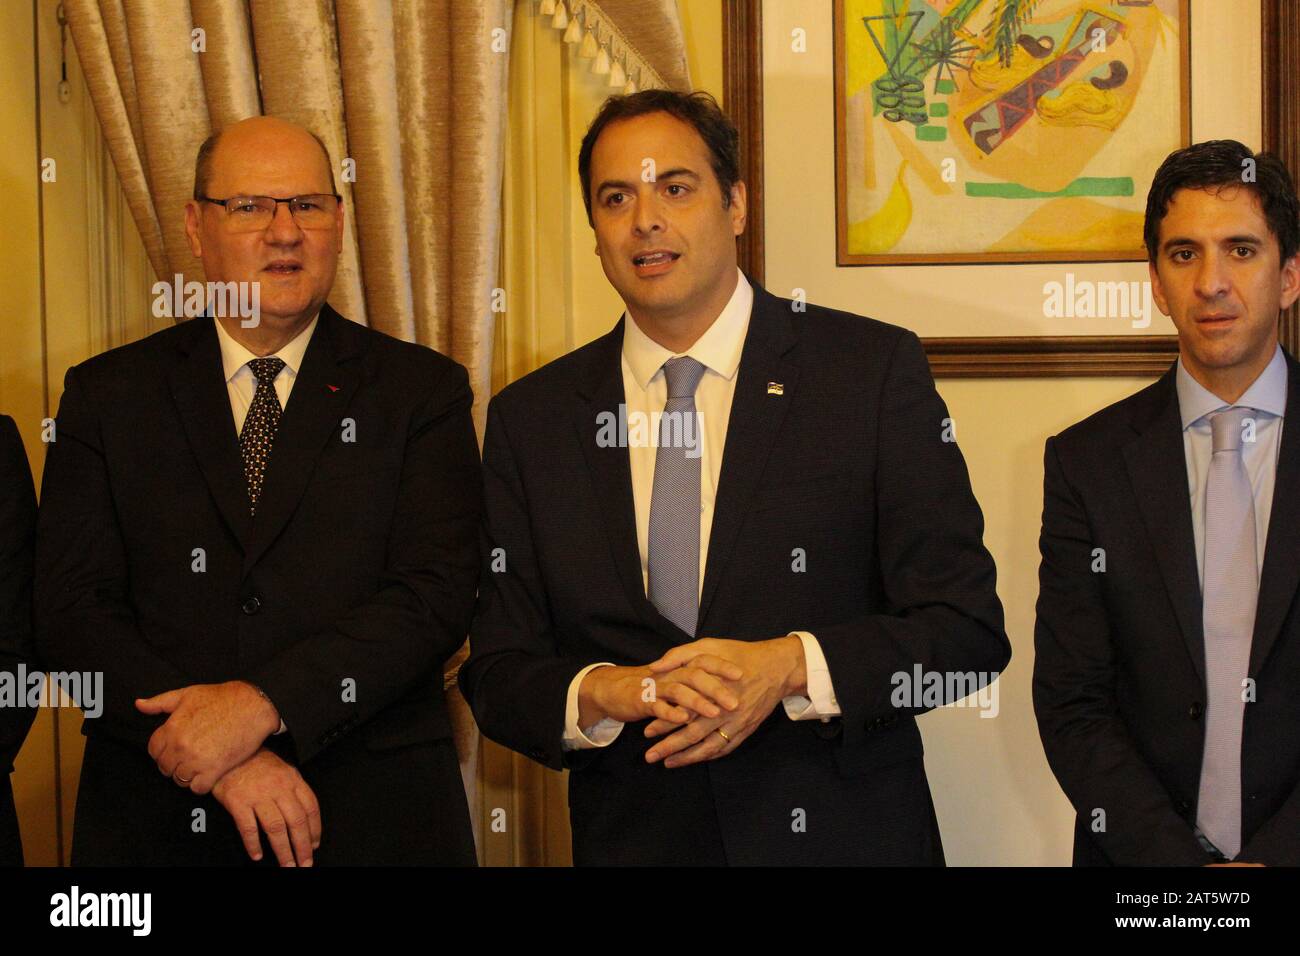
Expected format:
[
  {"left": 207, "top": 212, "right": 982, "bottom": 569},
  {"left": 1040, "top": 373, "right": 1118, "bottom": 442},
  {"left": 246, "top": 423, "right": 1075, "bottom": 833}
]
[{"left": 255, "top": 299, "right": 324, "bottom": 327}]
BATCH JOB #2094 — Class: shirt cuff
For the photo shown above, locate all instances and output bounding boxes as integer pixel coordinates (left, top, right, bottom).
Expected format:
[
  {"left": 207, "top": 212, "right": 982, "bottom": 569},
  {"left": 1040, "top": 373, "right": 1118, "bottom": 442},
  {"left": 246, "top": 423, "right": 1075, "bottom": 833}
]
[
  {"left": 782, "top": 631, "right": 842, "bottom": 720},
  {"left": 562, "top": 662, "right": 625, "bottom": 750}
]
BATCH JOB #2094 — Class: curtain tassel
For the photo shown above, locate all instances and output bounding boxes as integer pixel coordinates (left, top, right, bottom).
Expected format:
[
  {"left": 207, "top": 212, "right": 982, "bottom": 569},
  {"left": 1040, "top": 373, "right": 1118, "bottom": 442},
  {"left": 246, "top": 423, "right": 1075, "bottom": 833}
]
[{"left": 609, "top": 57, "right": 627, "bottom": 88}]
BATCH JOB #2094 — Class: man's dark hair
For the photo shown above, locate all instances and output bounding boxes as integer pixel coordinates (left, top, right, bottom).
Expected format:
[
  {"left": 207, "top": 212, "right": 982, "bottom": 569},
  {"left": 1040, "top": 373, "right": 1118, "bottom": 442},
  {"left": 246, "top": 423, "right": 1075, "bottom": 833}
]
[
  {"left": 1145, "top": 139, "right": 1300, "bottom": 264},
  {"left": 578, "top": 89, "right": 740, "bottom": 225},
  {"left": 192, "top": 124, "right": 337, "bottom": 199}
]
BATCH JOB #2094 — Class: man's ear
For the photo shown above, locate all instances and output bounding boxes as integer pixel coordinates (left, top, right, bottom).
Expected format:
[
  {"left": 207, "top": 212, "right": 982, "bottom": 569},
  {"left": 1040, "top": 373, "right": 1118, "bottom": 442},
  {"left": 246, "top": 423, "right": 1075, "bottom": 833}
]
[
  {"left": 335, "top": 195, "right": 345, "bottom": 253},
  {"left": 1148, "top": 258, "right": 1172, "bottom": 317},
  {"left": 729, "top": 180, "right": 748, "bottom": 237},
  {"left": 1280, "top": 252, "right": 1300, "bottom": 312},
  {"left": 184, "top": 200, "right": 204, "bottom": 259}
]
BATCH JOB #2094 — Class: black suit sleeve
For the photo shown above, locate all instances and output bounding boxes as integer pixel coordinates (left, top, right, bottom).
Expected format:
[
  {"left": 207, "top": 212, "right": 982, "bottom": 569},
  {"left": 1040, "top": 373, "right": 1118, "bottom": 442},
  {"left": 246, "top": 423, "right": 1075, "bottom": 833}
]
[
  {"left": 34, "top": 367, "right": 190, "bottom": 750},
  {"left": 459, "top": 398, "right": 595, "bottom": 772},
  {"left": 1238, "top": 772, "right": 1300, "bottom": 864},
  {"left": 0, "top": 416, "right": 37, "bottom": 774},
  {"left": 807, "top": 330, "right": 1010, "bottom": 749},
  {"left": 1033, "top": 435, "right": 1211, "bottom": 865},
  {"left": 248, "top": 360, "right": 482, "bottom": 766}
]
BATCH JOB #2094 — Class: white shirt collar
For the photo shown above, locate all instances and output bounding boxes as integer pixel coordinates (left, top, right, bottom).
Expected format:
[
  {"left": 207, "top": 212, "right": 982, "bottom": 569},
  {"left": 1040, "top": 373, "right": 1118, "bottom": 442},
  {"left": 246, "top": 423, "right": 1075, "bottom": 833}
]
[
  {"left": 213, "top": 314, "right": 319, "bottom": 384},
  {"left": 622, "top": 268, "right": 753, "bottom": 391},
  {"left": 1176, "top": 344, "right": 1288, "bottom": 430}
]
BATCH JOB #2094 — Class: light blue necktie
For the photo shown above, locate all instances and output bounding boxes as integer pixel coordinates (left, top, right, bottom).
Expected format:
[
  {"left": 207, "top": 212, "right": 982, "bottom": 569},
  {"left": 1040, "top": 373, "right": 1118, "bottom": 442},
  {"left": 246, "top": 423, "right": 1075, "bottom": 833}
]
[
  {"left": 1196, "top": 406, "right": 1259, "bottom": 859},
  {"left": 647, "top": 356, "right": 707, "bottom": 635}
]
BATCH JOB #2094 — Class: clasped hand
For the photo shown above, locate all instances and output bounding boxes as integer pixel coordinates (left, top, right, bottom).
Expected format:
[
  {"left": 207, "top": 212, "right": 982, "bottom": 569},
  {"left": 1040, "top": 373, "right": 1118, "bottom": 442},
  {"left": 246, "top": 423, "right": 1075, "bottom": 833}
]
[
  {"left": 579, "top": 636, "right": 805, "bottom": 769},
  {"left": 135, "top": 681, "right": 317, "bottom": 866}
]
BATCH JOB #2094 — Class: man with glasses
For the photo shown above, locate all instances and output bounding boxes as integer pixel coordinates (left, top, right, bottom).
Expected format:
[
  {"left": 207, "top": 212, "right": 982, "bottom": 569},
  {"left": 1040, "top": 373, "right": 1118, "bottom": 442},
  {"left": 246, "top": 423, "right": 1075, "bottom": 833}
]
[{"left": 35, "top": 115, "right": 482, "bottom": 865}]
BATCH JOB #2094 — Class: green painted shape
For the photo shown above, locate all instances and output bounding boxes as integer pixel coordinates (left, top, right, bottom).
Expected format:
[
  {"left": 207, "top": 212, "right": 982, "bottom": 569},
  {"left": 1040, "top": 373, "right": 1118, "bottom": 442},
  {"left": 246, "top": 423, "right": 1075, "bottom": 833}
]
[
  {"left": 929, "top": 102, "right": 949, "bottom": 116},
  {"left": 936, "top": 79, "right": 956, "bottom": 95},
  {"left": 916, "top": 124, "right": 947, "bottom": 141},
  {"left": 965, "top": 177, "right": 1135, "bottom": 198}
]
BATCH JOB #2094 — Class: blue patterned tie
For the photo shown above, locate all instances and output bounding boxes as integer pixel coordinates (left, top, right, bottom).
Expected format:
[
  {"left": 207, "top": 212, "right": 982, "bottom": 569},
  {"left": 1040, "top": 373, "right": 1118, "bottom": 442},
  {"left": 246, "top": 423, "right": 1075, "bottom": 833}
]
[
  {"left": 647, "top": 356, "right": 707, "bottom": 635},
  {"left": 239, "top": 357, "right": 286, "bottom": 515},
  {"left": 1196, "top": 405, "right": 1259, "bottom": 859}
]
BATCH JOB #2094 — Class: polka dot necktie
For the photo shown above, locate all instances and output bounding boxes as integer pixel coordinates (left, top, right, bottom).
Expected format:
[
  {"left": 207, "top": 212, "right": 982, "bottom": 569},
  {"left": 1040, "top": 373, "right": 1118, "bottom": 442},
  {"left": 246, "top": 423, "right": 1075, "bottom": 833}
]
[{"left": 239, "top": 357, "right": 286, "bottom": 515}]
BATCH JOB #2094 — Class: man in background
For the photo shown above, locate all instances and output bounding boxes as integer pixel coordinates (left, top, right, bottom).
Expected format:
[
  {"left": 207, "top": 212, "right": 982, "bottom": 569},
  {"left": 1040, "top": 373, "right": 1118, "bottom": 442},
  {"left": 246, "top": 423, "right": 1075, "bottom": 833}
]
[{"left": 1036, "top": 140, "right": 1300, "bottom": 865}]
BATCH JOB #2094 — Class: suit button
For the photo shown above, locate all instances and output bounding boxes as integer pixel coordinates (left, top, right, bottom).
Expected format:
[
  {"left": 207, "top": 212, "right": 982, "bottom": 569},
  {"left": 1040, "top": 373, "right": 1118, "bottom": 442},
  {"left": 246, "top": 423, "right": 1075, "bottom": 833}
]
[
  {"left": 1179, "top": 799, "right": 1192, "bottom": 812},
  {"left": 1188, "top": 701, "right": 1203, "bottom": 720},
  {"left": 242, "top": 596, "right": 261, "bottom": 615}
]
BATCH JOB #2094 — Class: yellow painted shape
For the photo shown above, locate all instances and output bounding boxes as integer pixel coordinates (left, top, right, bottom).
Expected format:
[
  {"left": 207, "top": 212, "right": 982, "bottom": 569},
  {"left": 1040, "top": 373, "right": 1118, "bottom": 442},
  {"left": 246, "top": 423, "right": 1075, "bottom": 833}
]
[
  {"left": 987, "top": 196, "right": 1145, "bottom": 253},
  {"left": 849, "top": 161, "right": 913, "bottom": 254},
  {"left": 883, "top": 119, "right": 954, "bottom": 195},
  {"left": 1037, "top": 81, "right": 1121, "bottom": 129}
]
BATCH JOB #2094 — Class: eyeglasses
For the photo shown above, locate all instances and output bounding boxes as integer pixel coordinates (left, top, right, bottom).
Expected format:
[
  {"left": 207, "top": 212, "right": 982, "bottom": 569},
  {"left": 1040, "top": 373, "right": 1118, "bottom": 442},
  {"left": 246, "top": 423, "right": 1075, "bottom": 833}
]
[{"left": 197, "top": 193, "right": 341, "bottom": 232}]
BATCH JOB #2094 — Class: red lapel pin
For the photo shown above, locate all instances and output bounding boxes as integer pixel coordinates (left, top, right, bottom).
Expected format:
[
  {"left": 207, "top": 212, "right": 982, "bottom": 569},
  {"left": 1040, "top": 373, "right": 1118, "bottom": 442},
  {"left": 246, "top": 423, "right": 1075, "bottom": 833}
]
[{"left": 326, "top": 384, "right": 340, "bottom": 392}]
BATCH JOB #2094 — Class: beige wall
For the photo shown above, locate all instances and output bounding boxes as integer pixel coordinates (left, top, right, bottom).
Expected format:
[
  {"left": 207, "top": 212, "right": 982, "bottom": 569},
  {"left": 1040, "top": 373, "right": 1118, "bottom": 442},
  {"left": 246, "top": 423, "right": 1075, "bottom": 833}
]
[{"left": 761, "top": 0, "right": 1262, "bottom": 864}]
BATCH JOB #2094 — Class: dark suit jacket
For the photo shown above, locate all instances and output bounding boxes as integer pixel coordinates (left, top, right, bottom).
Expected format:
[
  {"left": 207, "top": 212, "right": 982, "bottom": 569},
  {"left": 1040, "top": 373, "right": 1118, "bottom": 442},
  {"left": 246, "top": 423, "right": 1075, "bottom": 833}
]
[
  {"left": 1034, "top": 353, "right": 1300, "bottom": 866},
  {"left": 462, "top": 278, "right": 1009, "bottom": 865},
  {"left": 0, "top": 415, "right": 37, "bottom": 866},
  {"left": 34, "top": 306, "right": 482, "bottom": 865}
]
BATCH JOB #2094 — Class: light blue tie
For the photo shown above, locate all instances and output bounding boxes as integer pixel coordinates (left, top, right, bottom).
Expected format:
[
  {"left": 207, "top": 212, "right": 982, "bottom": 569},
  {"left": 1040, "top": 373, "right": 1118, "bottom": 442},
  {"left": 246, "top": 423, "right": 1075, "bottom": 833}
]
[
  {"left": 1196, "top": 406, "right": 1259, "bottom": 859},
  {"left": 647, "top": 356, "right": 707, "bottom": 635}
]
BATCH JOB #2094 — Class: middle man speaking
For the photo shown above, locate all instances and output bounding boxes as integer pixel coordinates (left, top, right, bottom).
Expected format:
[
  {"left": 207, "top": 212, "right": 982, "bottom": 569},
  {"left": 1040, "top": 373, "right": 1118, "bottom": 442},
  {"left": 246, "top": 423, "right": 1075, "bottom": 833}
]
[{"left": 462, "top": 90, "right": 1009, "bottom": 865}]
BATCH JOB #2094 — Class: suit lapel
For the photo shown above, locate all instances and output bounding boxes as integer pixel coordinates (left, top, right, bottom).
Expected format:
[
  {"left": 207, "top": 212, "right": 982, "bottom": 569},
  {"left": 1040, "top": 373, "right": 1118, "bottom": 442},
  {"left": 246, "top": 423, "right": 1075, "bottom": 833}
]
[
  {"left": 1122, "top": 366, "right": 1206, "bottom": 682},
  {"left": 168, "top": 317, "right": 254, "bottom": 548},
  {"left": 573, "top": 321, "right": 680, "bottom": 641},
  {"left": 698, "top": 283, "right": 799, "bottom": 627},
  {"left": 1249, "top": 350, "right": 1300, "bottom": 676},
  {"left": 241, "top": 306, "right": 361, "bottom": 573}
]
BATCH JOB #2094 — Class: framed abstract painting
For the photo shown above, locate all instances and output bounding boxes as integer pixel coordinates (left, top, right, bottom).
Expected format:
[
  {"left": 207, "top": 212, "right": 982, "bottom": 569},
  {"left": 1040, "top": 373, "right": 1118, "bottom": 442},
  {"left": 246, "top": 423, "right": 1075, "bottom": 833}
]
[{"left": 833, "top": 0, "right": 1191, "bottom": 265}]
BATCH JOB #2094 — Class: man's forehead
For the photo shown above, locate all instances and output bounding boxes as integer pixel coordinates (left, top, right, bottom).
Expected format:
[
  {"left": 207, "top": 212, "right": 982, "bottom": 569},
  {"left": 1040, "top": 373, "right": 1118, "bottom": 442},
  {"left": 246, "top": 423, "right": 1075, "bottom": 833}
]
[
  {"left": 592, "top": 113, "right": 709, "bottom": 168},
  {"left": 1165, "top": 184, "right": 1266, "bottom": 218},
  {"left": 208, "top": 132, "right": 332, "bottom": 191},
  {"left": 1159, "top": 185, "right": 1270, "bottom": 236}
]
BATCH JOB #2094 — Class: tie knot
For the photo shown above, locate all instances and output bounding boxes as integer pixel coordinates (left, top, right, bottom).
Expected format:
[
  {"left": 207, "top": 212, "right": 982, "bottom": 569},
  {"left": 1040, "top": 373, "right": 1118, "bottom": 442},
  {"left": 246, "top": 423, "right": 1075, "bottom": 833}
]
[
  {"left": 248, "top": 357, "right": 286, "bottom": 388},
  {"left": 662, "top": 356, "right": 706, "bottom": 399},
  {"left": 1210, "top": 406, "right": 1254, "bottom": 454}
]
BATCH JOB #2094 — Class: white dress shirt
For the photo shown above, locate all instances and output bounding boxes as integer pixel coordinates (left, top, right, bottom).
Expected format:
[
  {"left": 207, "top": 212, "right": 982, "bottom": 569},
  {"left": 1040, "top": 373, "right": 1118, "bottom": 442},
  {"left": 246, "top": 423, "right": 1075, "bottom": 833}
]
[
  {"left": 213, "top": 313, "right": 319, "bottom": 735},
  {"left": 563, "top": 269, "right": 841, "bottom": 749},
  {"left": 213, "top": 315, "right": 318, "bottom": 434},
  {"left": 1176, "top": 345, "right": 1287, "bottom": 588}
]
